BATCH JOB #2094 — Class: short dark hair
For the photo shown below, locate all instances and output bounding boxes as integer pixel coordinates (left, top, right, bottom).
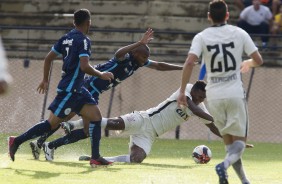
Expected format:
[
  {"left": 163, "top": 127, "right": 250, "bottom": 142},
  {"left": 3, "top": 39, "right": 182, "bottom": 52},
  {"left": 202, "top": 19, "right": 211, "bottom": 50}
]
[
  {"left": 74, "top": 9, "right": 91, "bottom": 26},
  {"left": 208, "top": 0, "right": 228, "bottom": 23},
  {"left": 192, "top": 80, "right": 206, "bottom": 92}
]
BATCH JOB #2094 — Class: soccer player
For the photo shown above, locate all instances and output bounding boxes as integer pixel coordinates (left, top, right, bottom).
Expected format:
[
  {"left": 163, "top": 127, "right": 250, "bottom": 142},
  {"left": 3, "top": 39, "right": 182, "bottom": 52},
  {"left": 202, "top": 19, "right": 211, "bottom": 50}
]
[
  {"left": 0, "top": 37, "right": 12, "bottom": 95},
  {"left": 51, "top": 81, "right": 222, "bottom": 163},
  {"left": 8, "top": 9, "right": 115, "bottom": 167},
  {"left": 177, "top": 1, "right": 263, "bottom": 184},
  {"left": 29, "top": 28, "right": 183, "bottom": 161}
]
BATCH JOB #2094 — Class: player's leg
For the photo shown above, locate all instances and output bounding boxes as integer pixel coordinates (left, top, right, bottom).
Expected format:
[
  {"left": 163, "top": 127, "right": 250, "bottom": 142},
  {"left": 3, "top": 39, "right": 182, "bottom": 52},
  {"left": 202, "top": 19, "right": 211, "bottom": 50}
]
[
  {"left": 80, "top": 104, "right": 112, "bottom": 167},
  {"left": 207, "top": 99, "right": 229, "bottom": 183},
  {"left": 105, "top": 117, "right": 125, "bottom": 130},
  {"left": 61, "top": 119, "right": 83, "bottom": 134},
  {"left": 212, "top": 98, "right": 249, "bottom": 184},
  {"left": 35, "top": 112, "right": 77, "bottom": 149},
  {"left": 42, "top": 128, "right": 89, "bottom": 161},
  {"left": 62, "top": 116, "right": 125, "bottom": 134},
  {"left": 30, "top": 125, "right": 60, "bottom": 160},
  {"left": 8, "top": 112, "right": 62, "bottom": 161},
  {"left": 103, "top": 144, "right": 146, "bottom": 163},
  {"left": 232, "top": 158, "right": 250, "bottom": 184},
  {"left": 31, "top": 115, "right": 74, "bottom": 160}
]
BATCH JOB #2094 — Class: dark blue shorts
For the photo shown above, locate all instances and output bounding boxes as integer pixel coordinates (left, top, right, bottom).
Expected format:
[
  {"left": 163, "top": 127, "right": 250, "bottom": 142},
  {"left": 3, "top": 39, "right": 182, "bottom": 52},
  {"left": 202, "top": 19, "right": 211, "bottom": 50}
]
[{"left": 48, "top": 87, "right": 97, "bottom": 118}]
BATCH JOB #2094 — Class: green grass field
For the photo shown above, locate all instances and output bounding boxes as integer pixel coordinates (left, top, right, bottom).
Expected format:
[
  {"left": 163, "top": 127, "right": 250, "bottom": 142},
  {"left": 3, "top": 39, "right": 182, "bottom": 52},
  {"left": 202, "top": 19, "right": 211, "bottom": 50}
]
[{"left": 1, "top": 134, "right": 282, "bottom": 184}]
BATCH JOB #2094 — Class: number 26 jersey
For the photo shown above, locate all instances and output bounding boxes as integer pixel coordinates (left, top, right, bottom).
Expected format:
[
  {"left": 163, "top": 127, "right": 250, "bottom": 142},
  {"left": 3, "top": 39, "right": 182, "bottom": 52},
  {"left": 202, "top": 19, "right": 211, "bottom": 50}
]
[{"left": 189, "top": 24, "right": 258, "bottom": 100}]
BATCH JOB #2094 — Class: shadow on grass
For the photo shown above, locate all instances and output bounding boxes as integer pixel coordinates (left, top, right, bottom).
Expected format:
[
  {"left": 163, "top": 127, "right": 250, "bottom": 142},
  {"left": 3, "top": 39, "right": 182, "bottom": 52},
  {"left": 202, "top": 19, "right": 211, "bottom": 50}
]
[
  {"left": 2, "top": 160, "right": 121, "bottom": 180},
  {"left": 140, "top": 162, "right": 200, "bottom": 169}
]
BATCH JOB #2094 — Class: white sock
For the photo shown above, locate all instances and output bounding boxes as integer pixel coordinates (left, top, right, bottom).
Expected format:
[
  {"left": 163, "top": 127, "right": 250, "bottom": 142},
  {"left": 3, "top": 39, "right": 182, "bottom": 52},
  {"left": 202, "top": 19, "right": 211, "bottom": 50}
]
[
  {"left": 224, "top": 140, "right": 245, "bottom": 169},
  {"left": 104, "top": 155, "right": 130, "bottom": 163},
  {"left": 232, "top": 159, "right": 250, "bottom": 184},
  {"left": 101, "top": 118, "right": 108, "bottom": 128},
  {"left": 69, "top": 119, "right": 84, "bottom": 129}
]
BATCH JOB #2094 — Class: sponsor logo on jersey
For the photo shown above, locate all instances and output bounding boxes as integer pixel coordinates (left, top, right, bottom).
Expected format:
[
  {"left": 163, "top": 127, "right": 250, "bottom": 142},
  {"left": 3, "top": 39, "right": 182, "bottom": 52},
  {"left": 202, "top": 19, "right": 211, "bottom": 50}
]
[
  {"left": 176, "top": 108, "right": 189, "bottom": 120},
  {"left": 84, "top": 39, "right": 88, "bottom": 50},
  {"left": 62, "top": 39, "right": 73, "bottom": 46},
  {"left": 210, "top": 73, "right": 237, "bottom": 83}
]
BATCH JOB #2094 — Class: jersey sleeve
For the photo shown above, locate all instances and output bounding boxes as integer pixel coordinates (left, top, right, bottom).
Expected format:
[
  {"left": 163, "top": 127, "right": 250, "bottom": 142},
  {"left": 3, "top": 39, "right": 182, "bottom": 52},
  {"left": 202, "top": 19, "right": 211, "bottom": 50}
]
[
  {"left": 52, "top": 37, "right": 64, "bottom": 55},
  {"left": 144, "top": 59, "right": 151, "bottom": 67},
  {"left": 78, "top": 38, "right": 91, "bottom": 58},
  {"left": 241, "top": 29, "right": 258, "bottom": 56},
  {"left": 188, "top": 33, "right": 203, "bottom": 58}
]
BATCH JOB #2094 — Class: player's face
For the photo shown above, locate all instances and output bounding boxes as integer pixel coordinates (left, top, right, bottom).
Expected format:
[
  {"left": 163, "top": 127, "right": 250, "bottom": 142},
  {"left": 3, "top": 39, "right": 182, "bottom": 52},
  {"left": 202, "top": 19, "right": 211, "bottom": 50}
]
[
  {"left": 133, "top": 51, "right": 150, "bottom": 67},
  {"left": 191, "top": 89, "right": 206, "bottom": 105},
  {"left": 86, "top": 20, "right": 91, "bottom": 34}
]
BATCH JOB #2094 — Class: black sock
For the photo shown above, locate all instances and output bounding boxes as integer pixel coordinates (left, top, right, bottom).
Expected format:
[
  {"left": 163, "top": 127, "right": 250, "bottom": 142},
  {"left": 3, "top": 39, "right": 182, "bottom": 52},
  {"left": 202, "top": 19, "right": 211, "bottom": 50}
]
[
  {"left": 37, "top": 124, "right": 60, "bottom": 148},
  {"left": 89, "top": 121, "right": 101, "bottom": 160},
  {"left": 48, "top": 129, "right": 88, "bottom": 149},
  {"left": 15, "top": 120, "right": 51, "bottom": 146}
]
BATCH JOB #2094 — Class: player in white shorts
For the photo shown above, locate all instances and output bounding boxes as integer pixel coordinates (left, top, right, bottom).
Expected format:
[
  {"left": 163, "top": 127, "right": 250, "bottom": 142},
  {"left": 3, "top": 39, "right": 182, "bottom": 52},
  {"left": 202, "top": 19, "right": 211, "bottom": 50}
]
[
  {"left": 79, "top": 80, "right": 221, "bottom": 163},
  {"left": 177, "top": 1, "right": 263, "bottom": 184}
]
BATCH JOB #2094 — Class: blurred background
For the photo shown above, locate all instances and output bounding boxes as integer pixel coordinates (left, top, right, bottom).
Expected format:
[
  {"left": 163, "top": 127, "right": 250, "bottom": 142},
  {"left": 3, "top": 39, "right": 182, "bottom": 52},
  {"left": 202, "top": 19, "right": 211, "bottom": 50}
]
[{"left": 0, "top": 0, "right": 281, "bottom": 143}]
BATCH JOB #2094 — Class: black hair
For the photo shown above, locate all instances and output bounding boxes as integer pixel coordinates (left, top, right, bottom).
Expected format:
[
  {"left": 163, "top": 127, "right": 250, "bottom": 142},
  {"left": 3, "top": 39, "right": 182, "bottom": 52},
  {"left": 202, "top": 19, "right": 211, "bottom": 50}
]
[
  {"left": 208, "top": 0, "right": 228, "bottom": 23},
  {"left": 133, "top": 44, "right": 150, "bottom": 52},
  {"left": 192, "top": 80, "right": 206, "bottom": 92},
  {"left": 74, "top": 9, "right": 91, "bottom": 26}
]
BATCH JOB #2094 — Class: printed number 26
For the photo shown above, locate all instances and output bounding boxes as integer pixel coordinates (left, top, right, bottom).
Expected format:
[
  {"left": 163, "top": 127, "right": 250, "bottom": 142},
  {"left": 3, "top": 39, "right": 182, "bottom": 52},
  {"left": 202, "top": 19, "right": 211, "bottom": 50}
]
[{"left": 207, "top": 42, "right": 236, "bottom": 72}]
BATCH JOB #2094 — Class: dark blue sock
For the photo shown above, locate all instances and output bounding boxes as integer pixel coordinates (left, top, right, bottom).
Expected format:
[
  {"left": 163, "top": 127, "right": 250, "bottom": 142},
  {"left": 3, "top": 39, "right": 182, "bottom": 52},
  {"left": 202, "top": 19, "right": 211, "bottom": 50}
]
[
  {"left": 89, "top": 121, "right": 101, "bottom": 160},
  {"left": 37, "top": 124, "right": 60, "bottom": 148},
  {"left": 14, "top": 120, "right": 51, "bottom": 146},
  {"left": 48, "top": 129, "right": 88, "bottom": 149}
]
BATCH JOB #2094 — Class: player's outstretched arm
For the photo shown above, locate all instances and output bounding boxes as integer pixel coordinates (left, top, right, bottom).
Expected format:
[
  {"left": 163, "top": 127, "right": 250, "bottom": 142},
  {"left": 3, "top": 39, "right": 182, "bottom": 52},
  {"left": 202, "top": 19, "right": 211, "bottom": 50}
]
[
  {"left": 115, "top": 28, "right": 154, "bottom": 60},
  {"left": 187, "top": 98, "right": 213, "bottom": 122},
  {"left": 205, "top": 123, "right": 222, "bottom": 138},
  {"left": 147, "top": 60, "right": 183, "bottom": 71}
]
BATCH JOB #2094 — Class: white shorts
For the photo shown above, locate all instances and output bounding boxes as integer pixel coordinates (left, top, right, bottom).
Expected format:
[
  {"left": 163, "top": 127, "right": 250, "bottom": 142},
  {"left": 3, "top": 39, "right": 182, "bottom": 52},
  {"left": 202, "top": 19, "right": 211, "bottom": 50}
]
[
  {"left": 207, "top": 98, "right": 249, "bottom": 137},
  {"left": 120, "top": 111, "right": 157, "bottom": 155}
]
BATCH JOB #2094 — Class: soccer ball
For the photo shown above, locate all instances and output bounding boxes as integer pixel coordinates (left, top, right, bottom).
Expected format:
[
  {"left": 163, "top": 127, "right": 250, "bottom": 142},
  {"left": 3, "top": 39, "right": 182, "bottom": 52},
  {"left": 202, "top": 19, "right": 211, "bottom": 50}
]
[{"left": 192, "top": 145, "right": 212, "bottom": 164}]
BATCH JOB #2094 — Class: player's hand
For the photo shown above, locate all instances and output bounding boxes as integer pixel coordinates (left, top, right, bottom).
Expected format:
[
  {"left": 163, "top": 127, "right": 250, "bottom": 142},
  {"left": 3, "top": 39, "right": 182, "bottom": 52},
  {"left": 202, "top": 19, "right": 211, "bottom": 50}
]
[
  {"left": 240, "top": 62, "right": 250, "bottom": 73},
  {"left": 177, "top": 92, "right": 188, "bottom": 109},
  {"left": 246, "top": 143, "right": 254, "bottom": 148},
  {"left": 140, "top": 28, "right": 154, "bottom": 44},
  {"left": 37, "top": 80, "right": 49, "bottom": 94},
  {"left": 100, "top": 72, "right": 114, "bottom": 82}
]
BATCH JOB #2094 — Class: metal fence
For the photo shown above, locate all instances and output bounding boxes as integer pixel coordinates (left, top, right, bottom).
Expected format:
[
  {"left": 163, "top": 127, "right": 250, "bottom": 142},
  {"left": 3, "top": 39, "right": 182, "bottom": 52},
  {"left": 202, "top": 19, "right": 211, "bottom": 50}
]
[{"left": 1, "top": 27, "right": 282, "bottom": 143}]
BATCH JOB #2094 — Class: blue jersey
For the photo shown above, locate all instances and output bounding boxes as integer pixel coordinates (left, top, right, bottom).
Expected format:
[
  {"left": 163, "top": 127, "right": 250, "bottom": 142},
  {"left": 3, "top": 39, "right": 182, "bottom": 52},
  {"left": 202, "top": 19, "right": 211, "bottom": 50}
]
[
  {"left": 84, "top": 53, "right": 151, "bottom": 102},
  {"left": 52, "top": 29, "right": 91, "bottom": 93}
]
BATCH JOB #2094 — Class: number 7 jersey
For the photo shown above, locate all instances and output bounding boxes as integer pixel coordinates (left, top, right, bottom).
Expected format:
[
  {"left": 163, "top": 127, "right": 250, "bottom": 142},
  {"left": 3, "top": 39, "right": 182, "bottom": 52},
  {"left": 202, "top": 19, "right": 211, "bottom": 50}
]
[{"left": 189, "top": 24, "right": 258, "bottom": 100}]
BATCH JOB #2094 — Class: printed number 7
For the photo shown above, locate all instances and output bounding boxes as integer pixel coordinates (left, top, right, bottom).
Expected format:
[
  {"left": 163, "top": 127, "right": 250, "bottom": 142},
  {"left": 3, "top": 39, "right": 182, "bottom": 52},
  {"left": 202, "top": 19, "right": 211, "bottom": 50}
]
[{"left": 64, "top": 47, "right": 69, "bottom": 59}]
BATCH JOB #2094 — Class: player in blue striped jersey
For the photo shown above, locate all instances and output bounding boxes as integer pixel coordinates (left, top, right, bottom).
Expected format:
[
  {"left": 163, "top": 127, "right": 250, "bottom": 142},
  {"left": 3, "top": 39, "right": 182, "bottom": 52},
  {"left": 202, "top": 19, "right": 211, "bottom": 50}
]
[
  {"left": 8, "top": 9, "right": 115, "bottom": 167},
  {"left": 31, "top": 29, "right": 183, "bottom": 161}
]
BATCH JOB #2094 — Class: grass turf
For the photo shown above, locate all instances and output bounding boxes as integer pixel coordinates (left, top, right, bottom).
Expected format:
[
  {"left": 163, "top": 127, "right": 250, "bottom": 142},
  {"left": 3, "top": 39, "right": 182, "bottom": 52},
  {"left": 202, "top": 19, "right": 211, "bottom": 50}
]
[{"left": 1, "top": 134, "right": 282, "bottom": 184}]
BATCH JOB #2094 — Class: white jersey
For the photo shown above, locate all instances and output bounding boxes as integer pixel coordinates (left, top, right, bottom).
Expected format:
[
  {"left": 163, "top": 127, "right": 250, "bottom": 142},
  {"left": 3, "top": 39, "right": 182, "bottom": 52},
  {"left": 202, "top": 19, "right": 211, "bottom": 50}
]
[
  {"left": 145, "top": 84, "right": 210, "bottom": 136},
  {"left": 189, "top": 24, "right": 258, "bottom": 100},
  {"left": 240, "top": 5, "right": 272, "bottom": 26}
]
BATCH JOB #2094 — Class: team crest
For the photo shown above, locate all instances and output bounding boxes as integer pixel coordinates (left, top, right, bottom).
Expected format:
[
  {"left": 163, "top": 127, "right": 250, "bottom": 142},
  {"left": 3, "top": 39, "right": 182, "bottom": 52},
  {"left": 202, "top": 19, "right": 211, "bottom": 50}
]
[{"left": 64, "top": 108, "right": 71, "bottom": 115}]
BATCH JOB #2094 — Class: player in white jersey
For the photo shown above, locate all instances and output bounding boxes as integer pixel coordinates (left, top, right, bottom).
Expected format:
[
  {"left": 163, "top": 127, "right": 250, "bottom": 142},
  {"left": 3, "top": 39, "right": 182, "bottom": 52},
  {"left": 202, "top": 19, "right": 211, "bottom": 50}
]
[
  {"left": 177, "top": 1, "right": 263, "bottom": 184},
  {"left": 77, "top": 80, "right": 222, "bottom": 163}
]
